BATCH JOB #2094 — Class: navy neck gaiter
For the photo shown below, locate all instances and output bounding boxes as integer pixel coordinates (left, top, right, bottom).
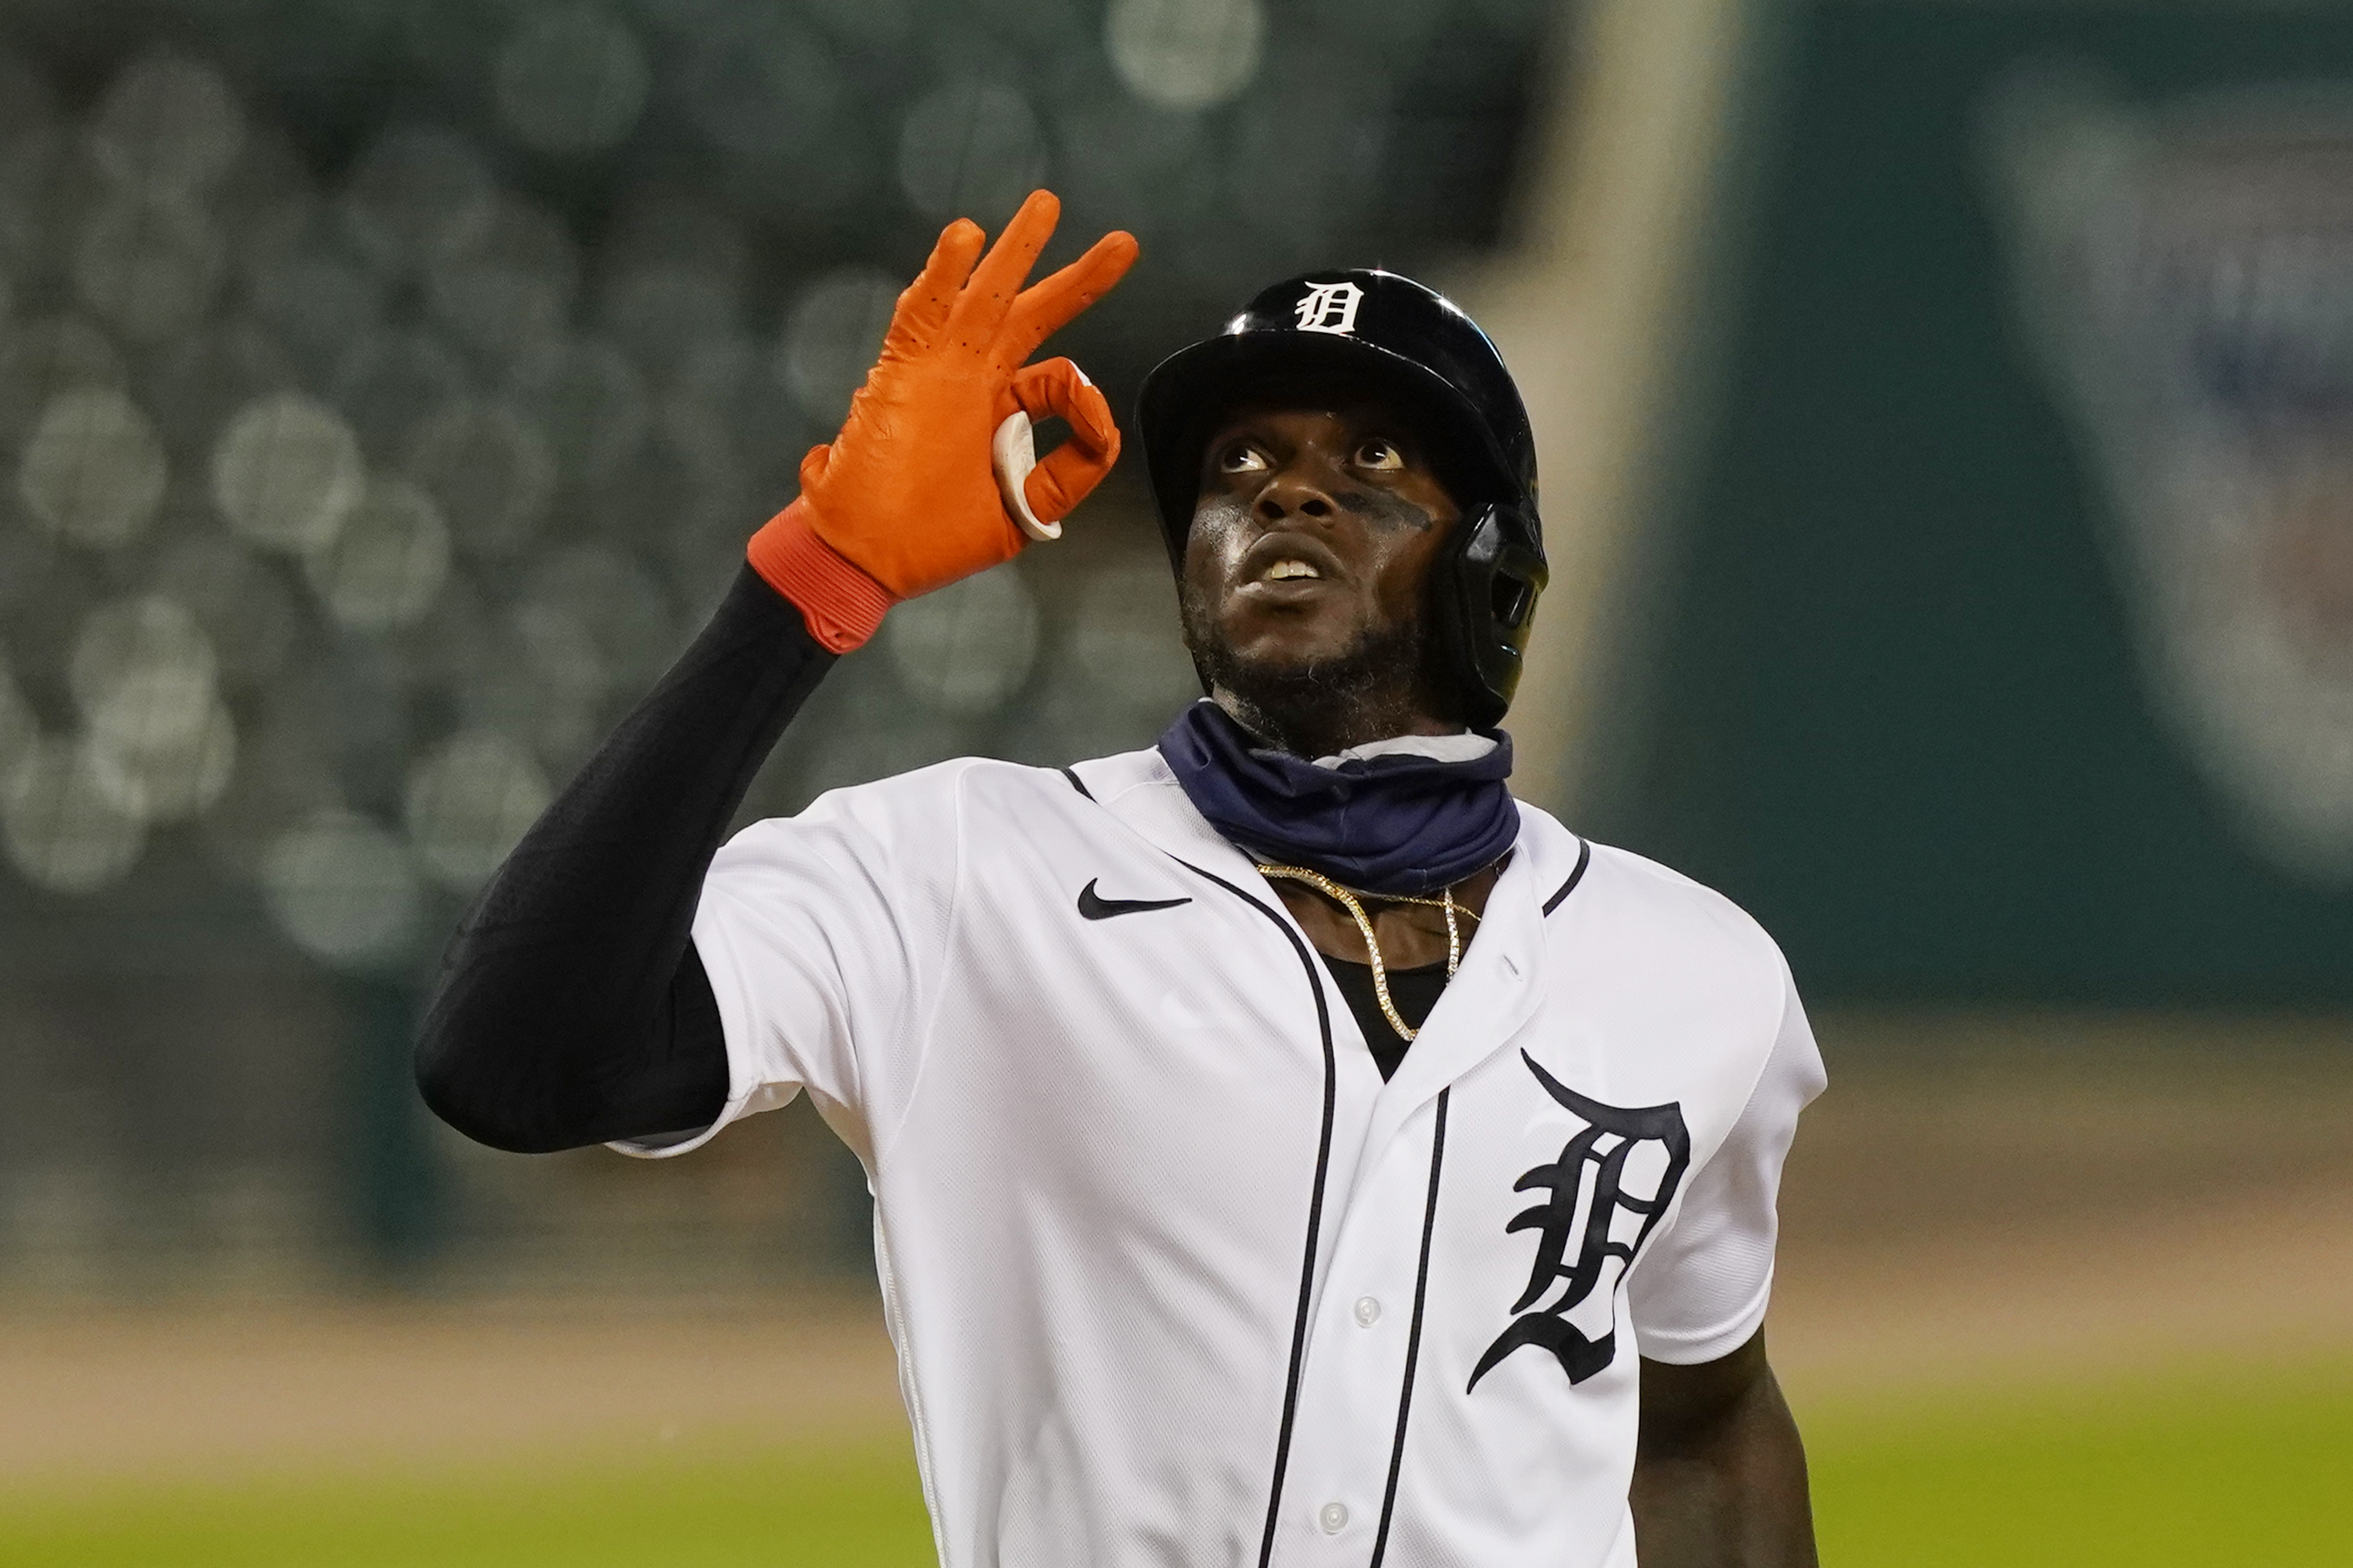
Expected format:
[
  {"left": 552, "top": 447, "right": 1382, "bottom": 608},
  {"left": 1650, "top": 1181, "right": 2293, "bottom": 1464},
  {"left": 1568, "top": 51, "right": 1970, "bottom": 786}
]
[{"left": 1157, "top": 701, "right": 1519, "bottom": 896}]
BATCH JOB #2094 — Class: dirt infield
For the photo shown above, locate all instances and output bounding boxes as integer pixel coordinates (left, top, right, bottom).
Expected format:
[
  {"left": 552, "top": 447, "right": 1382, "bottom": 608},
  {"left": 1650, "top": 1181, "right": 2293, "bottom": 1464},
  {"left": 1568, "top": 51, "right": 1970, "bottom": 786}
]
[
  {"left": 0, "top": 1293, "right": 906, "bottom": 1489},
  {"left": 4, "top": 1019, "right": 2348, "bottom": 1489}
]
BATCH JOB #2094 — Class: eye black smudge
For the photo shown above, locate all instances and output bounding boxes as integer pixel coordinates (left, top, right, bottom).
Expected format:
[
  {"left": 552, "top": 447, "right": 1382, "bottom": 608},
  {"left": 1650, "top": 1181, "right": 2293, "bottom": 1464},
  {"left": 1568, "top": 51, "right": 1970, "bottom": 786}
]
[{"left": 1335, "top": 489, "right": 1434, "bottom": 533}]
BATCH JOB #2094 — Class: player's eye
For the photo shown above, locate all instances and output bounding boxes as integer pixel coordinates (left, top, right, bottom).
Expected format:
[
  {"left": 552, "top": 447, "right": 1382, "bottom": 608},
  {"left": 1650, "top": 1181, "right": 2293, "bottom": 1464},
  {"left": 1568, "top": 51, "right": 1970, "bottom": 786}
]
[
  {"left": 1218, "top": 442, "right": 1269, "bottom": 474},
  {"left": 1354, "top": 439, "right": 1404, "bottom": 472}
]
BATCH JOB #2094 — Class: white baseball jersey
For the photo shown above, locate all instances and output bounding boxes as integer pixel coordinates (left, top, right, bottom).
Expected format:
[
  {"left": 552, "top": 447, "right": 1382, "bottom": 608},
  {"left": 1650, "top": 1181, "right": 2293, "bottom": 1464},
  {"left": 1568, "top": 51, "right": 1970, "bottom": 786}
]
[{"left": 621, "top": 744, "right": 1825, "bottom": 1568}]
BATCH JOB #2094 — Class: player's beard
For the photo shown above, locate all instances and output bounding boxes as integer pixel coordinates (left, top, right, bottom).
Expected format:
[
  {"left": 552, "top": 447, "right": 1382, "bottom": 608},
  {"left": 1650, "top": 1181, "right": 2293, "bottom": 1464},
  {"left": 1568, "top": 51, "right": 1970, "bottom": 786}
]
[{"left": 1178, "top": 592, "right": 1442, "bottom": 759}]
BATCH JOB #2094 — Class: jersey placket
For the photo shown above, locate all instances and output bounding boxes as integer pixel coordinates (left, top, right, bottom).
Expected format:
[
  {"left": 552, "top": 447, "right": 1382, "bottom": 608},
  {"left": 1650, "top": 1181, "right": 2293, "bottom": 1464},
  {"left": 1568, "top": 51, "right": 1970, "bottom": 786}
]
[
  {"left": 1263, "top": 852, "right": 1551, "bottom": 1565},
  {"left": 1268, "top": 1089, "right": 1449, "bottom": 1564}
]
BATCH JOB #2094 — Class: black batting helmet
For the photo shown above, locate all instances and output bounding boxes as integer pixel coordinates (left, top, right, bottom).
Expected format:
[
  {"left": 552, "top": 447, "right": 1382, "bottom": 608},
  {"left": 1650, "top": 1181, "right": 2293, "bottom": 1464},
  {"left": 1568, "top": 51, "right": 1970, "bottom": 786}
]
[{"left": 1134, "top": 269, "right": 1548, "bottom": 729}]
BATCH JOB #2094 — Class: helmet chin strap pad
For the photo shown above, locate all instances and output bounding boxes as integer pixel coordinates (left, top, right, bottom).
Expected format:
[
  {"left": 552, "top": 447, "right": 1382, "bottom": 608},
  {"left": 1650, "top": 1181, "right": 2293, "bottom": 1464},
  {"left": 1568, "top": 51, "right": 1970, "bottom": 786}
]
[{"left": 1431, "top": 501, "right": 1550, "bottom": 730}]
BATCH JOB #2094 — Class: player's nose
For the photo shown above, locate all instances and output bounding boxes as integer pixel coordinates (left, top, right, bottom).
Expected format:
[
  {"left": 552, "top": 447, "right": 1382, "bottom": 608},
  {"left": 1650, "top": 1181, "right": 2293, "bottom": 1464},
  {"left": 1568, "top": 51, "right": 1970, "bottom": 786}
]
[{"left": 1251, "top": 455, "right": 1344, "bottom": 527}]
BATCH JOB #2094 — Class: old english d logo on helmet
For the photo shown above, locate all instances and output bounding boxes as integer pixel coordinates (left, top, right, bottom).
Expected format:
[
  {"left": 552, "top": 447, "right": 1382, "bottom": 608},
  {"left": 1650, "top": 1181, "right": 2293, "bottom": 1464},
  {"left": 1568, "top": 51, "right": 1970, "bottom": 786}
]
[
  {"left": 1293, "top": 281, "right": 1365, "bottom": 336},
  {"left": 1135, "top": 270, "right": 1548, "bottom": 729}
]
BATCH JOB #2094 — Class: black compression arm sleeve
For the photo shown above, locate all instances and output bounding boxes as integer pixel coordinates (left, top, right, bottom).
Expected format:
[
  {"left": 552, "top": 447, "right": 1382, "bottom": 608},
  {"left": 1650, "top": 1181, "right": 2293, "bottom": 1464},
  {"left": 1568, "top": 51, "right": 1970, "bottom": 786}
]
[{"left": 414, "top": 565, "right": 834, "bottom": 1153}]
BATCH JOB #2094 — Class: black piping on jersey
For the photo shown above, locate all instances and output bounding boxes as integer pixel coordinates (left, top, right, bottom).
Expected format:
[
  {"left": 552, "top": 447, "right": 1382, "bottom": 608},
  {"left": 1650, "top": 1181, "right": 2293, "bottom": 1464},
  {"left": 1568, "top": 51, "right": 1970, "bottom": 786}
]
[
  {"left": 1165, "top": 855, "right": 1339, "bottom": 1568},
  {"left": 1057, "top": 764, "right": 1095, "bottom": 800},
  {"left": 1369, "top": 1084, "right": 1450, "bottom": 1568},
  {"left": 1541, "top": 837, "right": 1593, "bottom": 916}
]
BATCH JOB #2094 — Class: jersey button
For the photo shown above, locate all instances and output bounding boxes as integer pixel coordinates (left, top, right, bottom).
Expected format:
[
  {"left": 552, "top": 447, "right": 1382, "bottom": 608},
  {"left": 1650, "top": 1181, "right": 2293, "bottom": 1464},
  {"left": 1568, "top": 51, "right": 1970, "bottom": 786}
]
[
  {"left": 1319, "top": 1501, "right": 1349, "bottom": 1534},
  {"left": 1352, "top": 1296, "right": 1382, "bottom": 1327}
]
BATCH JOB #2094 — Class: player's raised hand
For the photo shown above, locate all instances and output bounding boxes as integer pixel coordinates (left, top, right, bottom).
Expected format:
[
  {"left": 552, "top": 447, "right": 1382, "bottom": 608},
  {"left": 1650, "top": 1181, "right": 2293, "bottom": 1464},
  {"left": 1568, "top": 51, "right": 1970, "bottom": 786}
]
[{"left": 747, "top": 191, "right": 1139, "bottom": 649}]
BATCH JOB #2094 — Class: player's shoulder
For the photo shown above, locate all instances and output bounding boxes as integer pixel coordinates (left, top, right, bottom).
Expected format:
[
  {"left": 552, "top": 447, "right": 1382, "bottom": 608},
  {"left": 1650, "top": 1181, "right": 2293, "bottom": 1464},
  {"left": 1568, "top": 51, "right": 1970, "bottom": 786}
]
[
  {"left": 1586, "top": 839, "right": 1787, "bottom": 964},
  {"left": 715, "top": 754, "right": 1105, "bottom": 896},
  {"left": 1521, "top": 803, "right": 1792, "bottom": 999},
  {"left": 760, "top": 750, "right": 1123, "bottom": 839},
  {"left": 1522, "top": 809, "right": 1808, "bottom": 1129}
]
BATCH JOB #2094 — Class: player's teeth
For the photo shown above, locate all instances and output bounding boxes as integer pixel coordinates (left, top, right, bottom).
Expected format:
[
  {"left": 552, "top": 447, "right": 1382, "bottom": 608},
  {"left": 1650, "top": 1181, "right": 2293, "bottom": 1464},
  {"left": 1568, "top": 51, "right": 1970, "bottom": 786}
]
[{"left": 1265, "top": 560, "right": 1321, "bottom": 582}]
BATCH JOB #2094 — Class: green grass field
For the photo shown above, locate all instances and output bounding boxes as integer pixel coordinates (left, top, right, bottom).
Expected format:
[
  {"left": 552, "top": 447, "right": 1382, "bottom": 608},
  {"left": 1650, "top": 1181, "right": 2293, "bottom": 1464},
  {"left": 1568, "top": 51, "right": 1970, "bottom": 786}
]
[
  {"left": 1808, "top": 1362, "right": 2353, "bottom": 1565},
  {"left": 6, "top": 1363, "right": 2346, "bottom": 1565}
]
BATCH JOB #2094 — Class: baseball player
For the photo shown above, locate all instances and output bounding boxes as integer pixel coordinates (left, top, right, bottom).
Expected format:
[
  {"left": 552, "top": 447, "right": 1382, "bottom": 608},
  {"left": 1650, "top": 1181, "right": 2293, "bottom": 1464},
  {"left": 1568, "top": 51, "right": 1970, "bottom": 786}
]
[{"left": 419, "top": 189, "right": 1825, "bottom": 1567}]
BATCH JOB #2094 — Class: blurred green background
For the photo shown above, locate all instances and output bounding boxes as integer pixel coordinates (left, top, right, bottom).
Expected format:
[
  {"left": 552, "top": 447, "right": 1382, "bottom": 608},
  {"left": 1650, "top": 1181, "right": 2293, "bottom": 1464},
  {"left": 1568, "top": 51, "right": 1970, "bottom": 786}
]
[
  {"left": 7, "top": 1362, "right": 2350, "bottom": 1565},
  {"left": 1, "top": 0, "right": 2347, "bottom": 1563}
]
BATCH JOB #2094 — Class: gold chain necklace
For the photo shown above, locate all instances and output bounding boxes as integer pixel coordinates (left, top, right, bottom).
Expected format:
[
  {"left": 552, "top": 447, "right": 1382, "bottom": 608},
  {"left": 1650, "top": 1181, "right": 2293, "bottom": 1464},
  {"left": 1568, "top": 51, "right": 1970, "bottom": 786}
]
[{"left": 1256, "top": 865, "right": 1463, "bottom": 1041}]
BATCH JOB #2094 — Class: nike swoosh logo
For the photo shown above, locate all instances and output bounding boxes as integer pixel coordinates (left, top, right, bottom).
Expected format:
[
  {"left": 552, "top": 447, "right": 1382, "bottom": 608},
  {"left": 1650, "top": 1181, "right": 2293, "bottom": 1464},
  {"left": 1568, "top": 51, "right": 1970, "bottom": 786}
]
[{"left": 1077, "top": 879, "right": 1193, "bottom": 921}]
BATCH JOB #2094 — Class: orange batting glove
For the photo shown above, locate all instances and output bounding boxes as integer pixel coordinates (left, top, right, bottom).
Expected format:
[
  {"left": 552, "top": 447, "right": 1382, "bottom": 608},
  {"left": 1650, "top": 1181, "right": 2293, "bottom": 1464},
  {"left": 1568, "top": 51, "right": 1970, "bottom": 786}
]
[{"left": 748, "top": 189, "right": 1140, "bottom": 651}]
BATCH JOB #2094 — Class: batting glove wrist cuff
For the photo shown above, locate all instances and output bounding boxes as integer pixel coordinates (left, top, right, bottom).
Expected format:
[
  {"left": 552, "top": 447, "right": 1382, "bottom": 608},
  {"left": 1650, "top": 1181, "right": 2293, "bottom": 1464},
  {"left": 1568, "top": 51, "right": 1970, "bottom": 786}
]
[{"left": 747, "top": 498, "right": 895, "bottom": 653}]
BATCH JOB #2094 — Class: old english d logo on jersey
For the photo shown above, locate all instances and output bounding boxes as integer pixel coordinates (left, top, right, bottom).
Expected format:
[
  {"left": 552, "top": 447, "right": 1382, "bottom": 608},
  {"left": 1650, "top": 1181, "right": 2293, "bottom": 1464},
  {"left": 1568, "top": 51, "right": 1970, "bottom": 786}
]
[
  {"left": 1469, "top": 1052, "right": 1691, "bottom": 1391},
  {"left": 1293, "top": 280, "right": 1364, "bottom": 335}
]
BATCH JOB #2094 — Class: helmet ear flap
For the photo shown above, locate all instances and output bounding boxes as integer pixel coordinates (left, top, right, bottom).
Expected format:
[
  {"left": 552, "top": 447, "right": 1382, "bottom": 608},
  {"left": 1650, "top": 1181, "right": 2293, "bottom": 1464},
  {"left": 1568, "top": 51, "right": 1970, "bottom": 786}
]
[{"left": 1434, "top": 502, "right": 1550, "bottom": 729}]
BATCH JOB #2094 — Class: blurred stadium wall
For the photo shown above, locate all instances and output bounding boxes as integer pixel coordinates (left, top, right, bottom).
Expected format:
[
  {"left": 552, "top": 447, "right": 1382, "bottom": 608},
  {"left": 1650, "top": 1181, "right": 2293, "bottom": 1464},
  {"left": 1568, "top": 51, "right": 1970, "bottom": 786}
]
[{"left": 0, "top": 0, "right": 2346, "bottom": 1555}]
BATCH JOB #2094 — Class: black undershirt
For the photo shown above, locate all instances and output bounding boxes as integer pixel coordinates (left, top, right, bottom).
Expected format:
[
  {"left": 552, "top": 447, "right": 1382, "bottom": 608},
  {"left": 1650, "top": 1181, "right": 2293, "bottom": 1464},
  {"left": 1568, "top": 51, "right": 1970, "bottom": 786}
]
[{"left": 1317, "top": 957, "right": 1447, "bottom": 1080}]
